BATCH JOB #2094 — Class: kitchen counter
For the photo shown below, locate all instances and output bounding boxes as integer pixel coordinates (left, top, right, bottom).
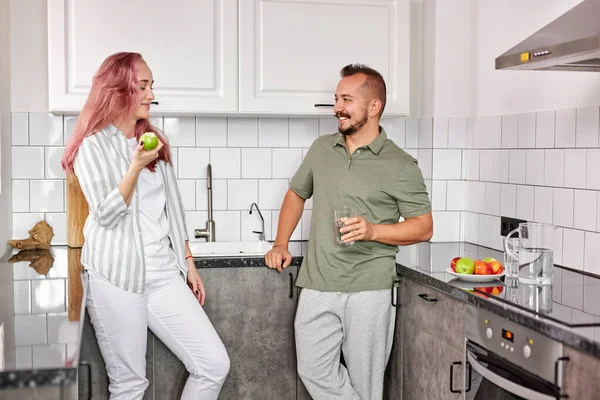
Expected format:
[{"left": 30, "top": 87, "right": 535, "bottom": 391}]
[{"left": 0, "top": 247, "right": 84, "bottom": 394}]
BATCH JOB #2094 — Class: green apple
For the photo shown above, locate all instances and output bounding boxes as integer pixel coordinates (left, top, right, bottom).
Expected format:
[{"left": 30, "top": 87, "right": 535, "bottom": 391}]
[
  {"left": 455, "top": 257, "right": 475, "bottom": 274},
  {"left": 140, "top": 132, "right": 159, "bottom": 151},
  {"left": 482, "top": 257, "right": 497, "bottom": 263}
]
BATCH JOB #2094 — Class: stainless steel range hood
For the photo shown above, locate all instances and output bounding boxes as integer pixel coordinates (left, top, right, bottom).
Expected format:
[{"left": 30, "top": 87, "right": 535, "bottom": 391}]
[{"left": 496, "top": 0, "right": 600, "bottom": 72}]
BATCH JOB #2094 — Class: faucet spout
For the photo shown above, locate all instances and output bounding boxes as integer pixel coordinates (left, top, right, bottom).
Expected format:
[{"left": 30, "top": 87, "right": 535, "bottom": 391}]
[
  {"left": 194, "top": 164, "right": 215, "bottom": 242},
  {"left": 249, "top": 202, "right": 265, "bottom": 241}
]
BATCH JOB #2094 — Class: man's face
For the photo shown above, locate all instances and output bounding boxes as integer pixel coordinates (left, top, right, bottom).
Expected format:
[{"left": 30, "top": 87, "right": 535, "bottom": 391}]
[{"left": 333, "top": 74, "right": 370, "bottom": 136}]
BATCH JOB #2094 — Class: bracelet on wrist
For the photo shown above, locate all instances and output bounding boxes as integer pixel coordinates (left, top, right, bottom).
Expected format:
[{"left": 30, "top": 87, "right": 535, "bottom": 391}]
[{"left": 185, "top": 255, "right": 193, "bottom": 260}]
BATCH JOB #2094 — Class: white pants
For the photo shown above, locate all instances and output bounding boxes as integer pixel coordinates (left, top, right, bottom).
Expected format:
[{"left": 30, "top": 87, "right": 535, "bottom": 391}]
[{"left": 86, "top": 272, "right": 230, "bottom": 400}]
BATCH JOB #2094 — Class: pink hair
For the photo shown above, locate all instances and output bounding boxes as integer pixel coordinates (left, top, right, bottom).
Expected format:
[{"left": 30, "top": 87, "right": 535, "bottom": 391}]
[{"left": 61, "top": 52, "right": 171, "bottom": 173}]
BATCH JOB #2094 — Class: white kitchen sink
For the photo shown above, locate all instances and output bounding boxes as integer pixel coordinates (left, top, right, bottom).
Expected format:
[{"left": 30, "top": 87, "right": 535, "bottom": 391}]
[{"left": 188, "top": 240, "right": 272, "bottom": 258}]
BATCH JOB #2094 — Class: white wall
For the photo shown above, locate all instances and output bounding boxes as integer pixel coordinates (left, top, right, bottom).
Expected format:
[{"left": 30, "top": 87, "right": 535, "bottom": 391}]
[
  {"left": 473, "top": 0, "right": 600, "bottom": 116},
  {"left": 1, "top": 0, "right": 12, "bottom": 255}
]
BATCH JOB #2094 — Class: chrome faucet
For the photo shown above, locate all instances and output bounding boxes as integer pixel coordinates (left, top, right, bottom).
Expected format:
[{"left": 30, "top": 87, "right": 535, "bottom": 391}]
[
  {"left": 194, "top": 164, "right": 215, "bottom": 242},
  {"left": 249, "top": 203, "right": 265, "bottom": 241}
]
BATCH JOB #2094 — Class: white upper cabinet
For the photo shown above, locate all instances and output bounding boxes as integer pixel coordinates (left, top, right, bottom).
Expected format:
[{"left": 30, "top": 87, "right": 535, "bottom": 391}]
[
  {"left": 239, "top": 0, "right": 410, "bottom": 116},
  {"left": 48, "top": 0, "right": 238, "bottom": 114}
]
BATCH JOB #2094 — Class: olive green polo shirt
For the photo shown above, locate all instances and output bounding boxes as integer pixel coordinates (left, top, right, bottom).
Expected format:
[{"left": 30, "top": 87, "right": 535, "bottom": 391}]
[{"left": 291, "top": 128, "right": 431, "bottom": 292}]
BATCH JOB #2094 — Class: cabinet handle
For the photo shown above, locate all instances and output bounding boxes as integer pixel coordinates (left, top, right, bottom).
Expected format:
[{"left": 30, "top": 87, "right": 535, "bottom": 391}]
[
  {"left": 289, "top": 272, "right": 294, "bottom": 299},
  {"left": 79, "top": 360, "right": 92, "bottom": 400},
  {"left": 314, "top": 103, "right": 334, "bottom": 107},
  {"left": 418, "top": 293, "right": 438, "bottom": 302},
  {"left": 554, "top": 356, "right": 570, "bottom": 398},
  {"left": 391, "top": 279, "right": 401, "bottom": 307},
  {"left": 450, "top": 360, "right": 471, "bottom": 393}
]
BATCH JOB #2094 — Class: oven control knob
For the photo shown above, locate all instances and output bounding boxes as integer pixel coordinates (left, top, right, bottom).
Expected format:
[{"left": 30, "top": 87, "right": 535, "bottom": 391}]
[
  {"left": 486, "top": 327, "right": 493, "bottom": 339},
  {"left": 523, "top": 345, "right": 531, "bottom": 358}
]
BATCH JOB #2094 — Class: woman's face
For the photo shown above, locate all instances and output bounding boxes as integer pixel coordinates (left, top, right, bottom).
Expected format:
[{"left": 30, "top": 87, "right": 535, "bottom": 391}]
[{"left": 133, "top": 62, "right": 155, "bottom": 121}]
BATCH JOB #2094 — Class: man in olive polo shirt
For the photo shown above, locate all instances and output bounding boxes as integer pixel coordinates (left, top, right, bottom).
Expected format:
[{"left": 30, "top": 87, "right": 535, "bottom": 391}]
[{"left": 265, "top": 64, "right": 433, "bottom": 399}]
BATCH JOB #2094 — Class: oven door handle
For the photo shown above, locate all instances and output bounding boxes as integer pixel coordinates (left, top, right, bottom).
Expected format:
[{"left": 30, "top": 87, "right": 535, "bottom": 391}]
[{"left": 467, "top": 351, "right": 556, "bottom": 400}]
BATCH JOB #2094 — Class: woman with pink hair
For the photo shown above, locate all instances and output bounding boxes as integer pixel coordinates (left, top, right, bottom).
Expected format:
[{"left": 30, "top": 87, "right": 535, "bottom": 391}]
[{"left": 62, "top": 52, "right": 229, "bottom": 399}]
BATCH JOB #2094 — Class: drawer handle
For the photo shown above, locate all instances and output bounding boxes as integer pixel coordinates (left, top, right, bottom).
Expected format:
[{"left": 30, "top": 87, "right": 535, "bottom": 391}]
[{"left": 418, "top": 293, "right": 438, "bottom": 302}]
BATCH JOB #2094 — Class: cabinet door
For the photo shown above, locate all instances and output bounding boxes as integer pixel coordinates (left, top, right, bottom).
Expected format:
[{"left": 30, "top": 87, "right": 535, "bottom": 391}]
[
  {"left": 563, "top": 345, "right": 600, "bottom": 399},
  {"left": 200, "top": 266, "right": 298, "bottom": 400},
  {"left": 239, "top": 0, "right": 410, "bottom": 116},
  {"left": 48, "top": 0, "right": 237, "bottom": 113}
]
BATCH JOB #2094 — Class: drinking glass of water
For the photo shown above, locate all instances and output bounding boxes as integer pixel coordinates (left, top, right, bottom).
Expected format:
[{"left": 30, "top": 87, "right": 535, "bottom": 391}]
[
  {"left": 334, "top": 206, "right": 355, "bottom": 246},
  {"left": 517, "top": 223, "right": 556, "bottom": 285}
]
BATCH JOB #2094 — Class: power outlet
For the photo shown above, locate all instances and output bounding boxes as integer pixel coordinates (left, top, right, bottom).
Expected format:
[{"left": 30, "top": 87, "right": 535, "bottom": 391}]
[{"left": 500, "top": 216, "right": 527, "bottom": 237}]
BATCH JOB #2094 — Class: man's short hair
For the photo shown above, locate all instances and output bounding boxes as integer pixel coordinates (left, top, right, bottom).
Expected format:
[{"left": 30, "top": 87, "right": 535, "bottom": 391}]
[{"left": 340, "top": 64, "right": 387, "bottom": 117}]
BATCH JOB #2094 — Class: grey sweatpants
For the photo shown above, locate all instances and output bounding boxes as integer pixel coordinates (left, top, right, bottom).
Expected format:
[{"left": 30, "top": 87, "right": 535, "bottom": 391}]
[{"left": 294, "top": 288, "right": 396, "bottom": 400}]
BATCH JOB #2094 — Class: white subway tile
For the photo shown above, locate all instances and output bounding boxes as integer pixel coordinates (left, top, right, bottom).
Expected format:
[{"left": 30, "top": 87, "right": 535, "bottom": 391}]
[
  {"left": 576, "top": 106, "right": 599, "bottom": 148},
  {"left": 479, "top": 150, "right": 494, "bottom": 182},
  {"left": 184, "top": 211, "right": 208, "bottom": 239},
  {"left": 259, "top": 118, "right": 289, "bottom": 147},
  {"left": 46, "top": 250, "right": 68, "bottom": 279},
  {"left": 176, "top": 180, "right": 196, "bottom": 211},
  {"left": 508, "top": 150, "right": 526, "bottom": 184},
  {"left": 459, "top": 212, "right": 467, "bottom": 241},
  {"left": 47, "top": 313, "right": 78, "bottom": 344},
  {"left": 46, "top": 213, "right": 67, "bottom": 245},
  {"left": 178, "top": 148, "right": 210, "bottom": 179},
  {"left": 45, "top": 147, "right": 65, "bottom": 179},
  {"left": 381, "top": 118, "right": 405, "bottom": 148},
  {"left": 196, "top": 179, "right": 227, "bottom": 211},
  {"left": 405, "top": 148, "right": 418, "bottom": 159},
  {"left": 15, "top": 346, "right": 32, "bottom": 369},
  {"left": 12, "top": 147, "right": 44, "bottom": 179},
  {"left": 536, "top": 110, "right": 555, "bottom": 148},
  {"left": 259, "top": 180, "right": 289, "bottom": 210},
  {"left": 242, "top": 148, "right": 272, "bottom": 179},
  {"left": 554, "top": 227, "right": 563, "bottom": 265},
  {"left": 12, "top": 180, "right": 29, "bottom": 212},
  {"left": 518, "top": 112, "right": 536, "bottom": 148},
  {"left": 241, "top": 208, "right": 272, "bottom": 241},
  {"left": 534, "top": 187, "right": 553, "bottom": 224},
  {"left": 29, "top": 113, "right": 63, "bottom": 146},
  {"left": 433, "top": 117, "right": 448, "bottom": 148},
  {"left": 574, "top": 190, "right": 597, "bottom": 231},
  {"left": 544, "top": 149, "right": 565, "bottom": 187},
  {"left": 564, "top": 149, "right": 587, "bottom": 189},
  {"left": 424, "top": 180, "right": 432, "bottom": 203},
  {"left": 418, "top": 150, "right": 432, "bottom": 180},
  {"left": 584, "top": 232, "right": 600, "bottom": 275},
  {"left": 598, "top": 198, "right": 600, "bottom": 233},
  {"left": 502, "top": 114, "right": 518, "bottom": 148},
  {"left": 447, "top": 181, "right": 465, "bottom": 211},
  {"left": 228, "top": 118, "right": 258, "bottom": 147},
  {"left": 516, "top": 185, "right": 534, "bottom": 221},
  {"left": 500, "top": 184, "right": 517, "bottom": 218},
  {"left": 273, "top": 148, "right": 303, "bottom": 179},
  {"left": 63, "top": 116, "right": 77, "bottom": 145},
  {"left": 319, "top": 117, "right": 338, "bottom": 136},
  {"left": 493, "top": 150, "right": 509, "bottom": 183},
  {"left": 430, "top": 211, "right": 460, "bottom": 242},
  {"left": 464, "top": 150, "right": 480, "bottom": 181},
  {"left": 555, "top": 108, "right": 576, "bottom": 148},
  {"left": 485, "top": 182, "right": 501, "bottom": 215},
  {"left": 466, "top": 118, "right": 475, "bottom": 149},
  {"left": 478, "top": 214, "right": 495, "bottom": 249},
  {"left": 473, "top": 117, "right": 485, "bottom": 149},
  {"left": 586, "top": 149, "right": 600, "bottom": 190},
  {"left": 210, "top": 148, "right": 241, "bottom": 179},
  {"left": 418, "top": 118, "right": 433, "bottom": 148},
  {"left": 150, "top": 117, "right": 163, "bottom": 131},
  {"left": 553, "top": 188, "right": 574, "bottom": 228},
  {"left": 228, "top": 180, "right": 258, "bottom": 210},
  {"left": 464, "top": 212, "right": 479, "bottom": 243},
  {"left": 525, "top": 149, "right": 544, "bottom": 185},
  {"left": 405, "top": 118, "right": 419, "bottom": 148},
  {"left": 471, "top": 182, "right": 486, "bottom": 213},
  {"left": 164, "top": 117, "right": 196, "bottom": 147},
  {"left": 213, "top": 211, "right": 241, "bottom": 241},
  {"left": 271, "top": 210, "right": 302, "bottom": 241},
  {"left": 196, "top": 117, "right": 227, "bottom": 147},
  {"left": 563, "top": 228, "right": 584, "bottom": 271},
  {"left": 290, "top": 118, "right": 319, "bottom": 148},
  {"left": 14, "top": 315, "right": 46, "bottom": 346},
  {"left": 30, "top": 180, "right": 64, "bottom": 212},
  {"left": 13, "top": 281, "right": 31, "bottom": 314},
  {"left": 12, "top": 213, "right": 45, "bottom": 247},
  {"left": 12, "top": 112, "right": 28, "bottom": 145},
  {"left": 488, "top": 115, "right": 502, "bottom": 148},
  {"left": 431, "top": 181, "right": 447, "bottom": 211},
  {"left": 301, "top": 210, "right": 312, "bottom": 241},
  {"left": 32, "top": 344, "right": 66, "bottom": 369},
  {"left": 432, "top": 149, "right": 462, "bottom": 180},
  {"left": 32, "top": 279, "right": 65, "bottom": 313},
  {"left": 448, "top": 118, "right": 467, "bottom": 148}
]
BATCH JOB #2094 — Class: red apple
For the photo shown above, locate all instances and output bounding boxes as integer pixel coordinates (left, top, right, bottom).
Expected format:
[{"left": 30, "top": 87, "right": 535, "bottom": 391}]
[
  {"left": 490, "top": 260, "right": 504, "bottom": 274},
  {"left": 450, "top": 256, "right": 461, "bottom": 272},
  {"left": 475, "top": 261, "right": 493, "bottom": 275},
  {"left": 491, "top": 286, "right": 504, "bottom": 295}
]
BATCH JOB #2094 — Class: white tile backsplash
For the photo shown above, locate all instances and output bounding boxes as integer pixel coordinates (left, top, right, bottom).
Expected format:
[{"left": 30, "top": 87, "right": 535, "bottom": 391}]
[
  {"left": 585, "top": 149, "right": 600, "bottom": 190},
  {"left": 448, "top": 118, "right": 467, "bottom": 149},
  {"left": 196, "top": 117, "right": 227, "bottom": 147},
  {"left": 14, "top": 315, "right": 46, "bottom": 346},
  {"left": 564, "top": 149, "right": 587, "bottom": 189},
  {"left": 164, "top": 117, "right": 196, "bottom": 147},
  {"left": 544, "top": 149, "right": 565, "bottom": 187},
  {"left": 518, "top": 112, "right": 536, "bottom": 148},
  {"left": 259, "top": 118, "right": 289, "bottom": 147},
  {"left": 29, "top": 113, "right": 63, "bottom": 146},
  {"left": 575, "top": 106, "right": 599, "bottom": 148},
  {"left": 500, "top": 184, "right": 517, "bottom": 218},
  {"left": 432, "top": 150, "right": 461, "bottom": 180},
  {"left": 501, "top": 114, "right": 518, "bottom": 148},
  {"left": 12, "top": 112, "right": 28, "bottom": 145},
  {"left": 418, "top": 118, "right": 433, "bottom": 148},
  {"left": 12, "top": 147, "right": 44, "bottom": 179},
  {"left": 381, "top": 117, "right": 406, "bottom": 148},
  {"left": 493, "top": 150, "right": 509, "bottom": 183},
  {"left": 555, "top": 108, "right": 576, "bottom": 148},
  {"left": 516, "top": 185, "right": 534, "bottom": 221},
  {"left": 228, "top": 118, "right": 258, "bottom": 147},
  {"left": 46, "top": 213, "right": 67, "bottom": 245},
  {"left": 553, "top": 188, "right": 574, "bottom": 228},
  {"left": 563, "top": 228, "right": 584, "bottom": 271},
  {"left": 228, "top": 180, "right": 258, "bottom": 210},
  {"left": 30, "top": 180, "right": 64, "bottom": 212},
  {"left": 573, "top": 190, "right": 597, "bottom": 231},
  {"left": 289, "top": 118, "right": 319, "bottom": 148},
  {"left": 178, "top": 148, "right": 210, "bottom": 179},
  {"left": 433, "top": 117, "right": 448, "bottom": 148},
  {"left": 405, "top": 118, "right": 419, "bottom": 148},
  {"left": 525, "top": 149, "right": 544, "bottom": 185},
  {"left": 272, "top": 148, "right": 303, "bottom": 179},
  {"left": 242, "top": 148, "right": 272, "bottom": 179},
  {"left": 12, "top": 180, "right": 29, "bottom": 212},
  {"left": 45, "top": 147, "right": 65, "bottom": 179},
  {"left": 210, "top": 148, "right": 241, "bottom": 179},
  {"left": 534, "top": 186, "right": 553, "bottom": 224},
  {"left": 508, "top": 150, "right": 526, "bottom": 184},
  {"left": 535, "top": 110, "right": 555, "bottom": 148}
]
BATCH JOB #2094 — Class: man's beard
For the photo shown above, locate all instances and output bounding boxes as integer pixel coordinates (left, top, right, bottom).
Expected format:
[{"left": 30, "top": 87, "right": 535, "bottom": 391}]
[{"left": 337, "top": 110, "right": 368, "bottom": 136}]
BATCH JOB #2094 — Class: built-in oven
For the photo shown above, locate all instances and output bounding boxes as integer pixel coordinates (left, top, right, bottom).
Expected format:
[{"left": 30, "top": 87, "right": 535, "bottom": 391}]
[{"left": 463, "top": 305, "right": 569, "bottom": 400}]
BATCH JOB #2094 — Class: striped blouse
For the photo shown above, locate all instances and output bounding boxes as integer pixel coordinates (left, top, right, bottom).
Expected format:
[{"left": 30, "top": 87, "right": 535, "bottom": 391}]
[{"left": 74, "top": 125, "right": 188, "bottom": 293}]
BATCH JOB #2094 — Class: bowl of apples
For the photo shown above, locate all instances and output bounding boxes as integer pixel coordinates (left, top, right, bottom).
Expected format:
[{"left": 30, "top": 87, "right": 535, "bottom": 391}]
[{"left": 446, "top": 256, "right": 505, "bottom": 282}]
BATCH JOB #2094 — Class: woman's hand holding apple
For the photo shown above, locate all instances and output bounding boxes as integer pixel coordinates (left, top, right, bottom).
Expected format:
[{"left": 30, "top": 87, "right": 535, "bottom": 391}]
[{"left": 131, "top": 138, "right": 164, "bottom": 172}]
